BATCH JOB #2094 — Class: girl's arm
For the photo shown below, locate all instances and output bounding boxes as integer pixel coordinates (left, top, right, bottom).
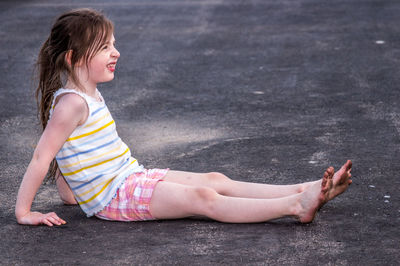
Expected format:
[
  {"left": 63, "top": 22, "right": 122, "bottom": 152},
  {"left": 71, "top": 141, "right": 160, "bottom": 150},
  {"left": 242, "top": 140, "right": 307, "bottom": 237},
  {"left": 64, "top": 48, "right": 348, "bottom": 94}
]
[
  {"left": 15, "top": 93, "right": 88, "bottom": 226},
  {"left": 55, "top": 169, "right": 78, "bottom": 205}
]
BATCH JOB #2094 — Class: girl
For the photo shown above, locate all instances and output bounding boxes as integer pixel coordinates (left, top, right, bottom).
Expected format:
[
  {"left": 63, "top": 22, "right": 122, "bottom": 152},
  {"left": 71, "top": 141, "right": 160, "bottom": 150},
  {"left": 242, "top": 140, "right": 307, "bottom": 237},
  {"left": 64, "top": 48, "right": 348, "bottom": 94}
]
[{"left": 15, "top": 8, "right": 352, "bottom": 227}]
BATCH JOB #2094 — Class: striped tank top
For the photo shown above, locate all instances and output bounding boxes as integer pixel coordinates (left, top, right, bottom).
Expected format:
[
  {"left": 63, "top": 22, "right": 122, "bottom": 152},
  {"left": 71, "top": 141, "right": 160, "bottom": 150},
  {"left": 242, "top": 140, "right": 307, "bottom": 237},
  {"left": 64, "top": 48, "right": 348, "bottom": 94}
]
[{"left": 50, "top": 88, "right": 144, "bottom": 216}]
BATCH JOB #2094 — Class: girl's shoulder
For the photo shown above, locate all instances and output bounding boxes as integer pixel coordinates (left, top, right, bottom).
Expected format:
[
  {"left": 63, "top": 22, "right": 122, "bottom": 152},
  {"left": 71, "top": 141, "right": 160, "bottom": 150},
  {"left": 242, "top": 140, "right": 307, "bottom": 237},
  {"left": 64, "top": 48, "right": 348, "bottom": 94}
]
[
  {"left": 53, "top": 88, "right": 101, "bottom": 104},
  {"left": 52, "top": 89, "right": 89, "bottom": 110},
  {"left": 50, "top": 89, "right": 91, "bottom": 125},
  {"left": 56, "top": 92, "right": 88, "bottom": 111},
  {"left": 44, "top": 93, "right": 89, "bottom": 137},
  {"left": 52, "top": 88, "right": 105, "bottom": 109}
]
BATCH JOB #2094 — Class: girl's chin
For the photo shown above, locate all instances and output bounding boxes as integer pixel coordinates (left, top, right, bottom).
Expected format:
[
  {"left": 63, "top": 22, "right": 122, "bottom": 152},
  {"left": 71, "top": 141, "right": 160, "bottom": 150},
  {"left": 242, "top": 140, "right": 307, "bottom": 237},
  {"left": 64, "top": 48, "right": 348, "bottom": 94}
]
[{"left": 101, "top": 74, "right": 115, "bottom": 82}]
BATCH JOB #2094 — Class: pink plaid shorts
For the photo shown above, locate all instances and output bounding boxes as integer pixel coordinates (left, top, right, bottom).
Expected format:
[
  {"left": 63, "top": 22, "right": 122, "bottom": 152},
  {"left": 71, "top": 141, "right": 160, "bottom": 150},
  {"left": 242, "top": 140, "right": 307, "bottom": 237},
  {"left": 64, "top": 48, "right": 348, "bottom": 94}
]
[{"left": 95, "top": 168, "right": 169, "bottom": 222}]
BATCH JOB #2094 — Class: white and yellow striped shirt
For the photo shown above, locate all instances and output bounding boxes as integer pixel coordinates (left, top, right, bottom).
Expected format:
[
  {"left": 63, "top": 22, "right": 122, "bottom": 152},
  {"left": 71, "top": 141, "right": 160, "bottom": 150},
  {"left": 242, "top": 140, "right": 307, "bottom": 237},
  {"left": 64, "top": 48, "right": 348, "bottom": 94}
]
[{"left": 50, "top": 88, "right": 143, "bottom": 216}]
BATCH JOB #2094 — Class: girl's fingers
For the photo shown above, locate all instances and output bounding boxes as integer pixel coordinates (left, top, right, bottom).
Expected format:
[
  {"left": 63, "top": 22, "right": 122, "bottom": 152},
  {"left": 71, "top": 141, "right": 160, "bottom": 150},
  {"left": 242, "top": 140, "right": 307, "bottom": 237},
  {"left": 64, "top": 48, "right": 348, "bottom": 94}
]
[
  {"left": 56, "top": 216, "right": 67, "bottom": 224},
  {"left": 57, "top": 216, "right": 67, "bottom": 224},
  {"left": 42, "top": 218, "right": 54, "bottom": 227},
  {"left": 41, "top": 213, "right": 66, "bottom": 226},
  {"left": 52, "top": 215, "right": 66, "bottom": 225},
  {"left": 47, "top": 216, "right": 61, "bottom": 225}
]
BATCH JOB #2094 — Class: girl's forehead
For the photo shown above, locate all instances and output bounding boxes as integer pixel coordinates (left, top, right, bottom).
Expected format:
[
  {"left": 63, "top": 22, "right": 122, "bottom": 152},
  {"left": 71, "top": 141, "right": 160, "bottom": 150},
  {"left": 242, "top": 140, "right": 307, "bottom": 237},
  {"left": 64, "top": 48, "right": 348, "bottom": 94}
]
[
  {"left": 100, "top": 33, "right": 115, "bottom": 44},
  {"left": 108, "top": 34, "right": 115, "bottom": 42}
]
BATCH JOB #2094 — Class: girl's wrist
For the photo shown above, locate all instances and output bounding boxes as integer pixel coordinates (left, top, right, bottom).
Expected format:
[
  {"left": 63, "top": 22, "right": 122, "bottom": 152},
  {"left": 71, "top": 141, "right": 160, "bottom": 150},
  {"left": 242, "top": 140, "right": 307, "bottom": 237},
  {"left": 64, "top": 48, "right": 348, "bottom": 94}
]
[{"left": 15, "top": 208, "right": 31, "bottom": 224}]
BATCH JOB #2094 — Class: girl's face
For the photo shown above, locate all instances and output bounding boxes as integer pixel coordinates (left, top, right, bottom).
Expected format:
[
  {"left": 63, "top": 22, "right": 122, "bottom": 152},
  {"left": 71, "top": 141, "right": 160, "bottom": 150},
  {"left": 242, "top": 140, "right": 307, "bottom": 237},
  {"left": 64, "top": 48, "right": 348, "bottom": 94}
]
[{"left": 85, "top": 34, "right": 120, "bottom": 87}]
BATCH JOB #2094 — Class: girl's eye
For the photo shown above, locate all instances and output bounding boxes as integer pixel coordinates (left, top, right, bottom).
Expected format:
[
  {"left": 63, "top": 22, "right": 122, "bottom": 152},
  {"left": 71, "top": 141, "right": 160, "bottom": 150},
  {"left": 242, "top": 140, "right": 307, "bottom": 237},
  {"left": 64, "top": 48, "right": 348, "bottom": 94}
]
[{"left": 102, "top": 45, "right": 108, "bottom": 50}]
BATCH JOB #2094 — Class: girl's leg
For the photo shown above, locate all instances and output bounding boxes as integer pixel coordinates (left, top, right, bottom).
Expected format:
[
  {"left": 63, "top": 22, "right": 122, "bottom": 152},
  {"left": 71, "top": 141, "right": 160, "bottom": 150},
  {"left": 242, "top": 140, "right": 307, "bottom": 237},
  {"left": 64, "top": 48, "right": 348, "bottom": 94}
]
[
  {"left": 162, "top": 160, "right": 352, "bottom": 200},
  {"left": 163, "top": 171, "right": 316, "bottom": 199},
  {"left": 150, "top": 168, "right": 334, "bottom": 223}
]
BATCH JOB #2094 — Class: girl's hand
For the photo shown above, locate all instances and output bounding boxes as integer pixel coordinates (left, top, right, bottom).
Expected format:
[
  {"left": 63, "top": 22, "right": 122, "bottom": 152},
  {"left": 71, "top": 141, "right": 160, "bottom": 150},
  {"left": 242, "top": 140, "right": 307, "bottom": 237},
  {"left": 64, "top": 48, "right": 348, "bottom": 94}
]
[{"left": 17, "top": 211, "right": 66, "bottom": 227}]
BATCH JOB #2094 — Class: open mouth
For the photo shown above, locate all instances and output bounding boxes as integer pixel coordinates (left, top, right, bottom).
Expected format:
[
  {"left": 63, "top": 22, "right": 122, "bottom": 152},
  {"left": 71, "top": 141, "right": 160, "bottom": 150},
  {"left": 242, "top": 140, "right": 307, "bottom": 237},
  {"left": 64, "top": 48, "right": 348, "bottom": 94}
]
[{"left": 107, "top": 63, "right": 116, "bottom": 72}]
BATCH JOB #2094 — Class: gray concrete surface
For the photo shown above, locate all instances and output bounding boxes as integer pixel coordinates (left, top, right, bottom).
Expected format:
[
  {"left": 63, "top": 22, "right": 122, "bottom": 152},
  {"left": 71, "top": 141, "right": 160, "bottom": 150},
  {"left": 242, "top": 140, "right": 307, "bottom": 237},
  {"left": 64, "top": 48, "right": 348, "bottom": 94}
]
[{"left": 1, "top": 0, "right": 399, "bottom": 265}]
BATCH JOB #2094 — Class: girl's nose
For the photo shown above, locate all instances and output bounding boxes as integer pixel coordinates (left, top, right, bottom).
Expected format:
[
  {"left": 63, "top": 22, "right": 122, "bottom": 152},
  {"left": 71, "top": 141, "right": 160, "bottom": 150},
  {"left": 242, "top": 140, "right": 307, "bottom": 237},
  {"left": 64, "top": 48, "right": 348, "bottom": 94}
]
[{"left": 112, "top": 47, "right": 120, "bottom": 58}]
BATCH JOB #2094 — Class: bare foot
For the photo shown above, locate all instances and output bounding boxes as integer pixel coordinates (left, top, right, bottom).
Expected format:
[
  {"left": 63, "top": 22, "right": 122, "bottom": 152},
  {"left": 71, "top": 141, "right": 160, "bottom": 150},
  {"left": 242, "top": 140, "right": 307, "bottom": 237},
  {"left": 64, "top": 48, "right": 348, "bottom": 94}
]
[
  {"left": 297, "top": 167, "right": 334, "bottom": 223},
  {"left": 328, "top": 160, "right": 352, "bottom": 200}
]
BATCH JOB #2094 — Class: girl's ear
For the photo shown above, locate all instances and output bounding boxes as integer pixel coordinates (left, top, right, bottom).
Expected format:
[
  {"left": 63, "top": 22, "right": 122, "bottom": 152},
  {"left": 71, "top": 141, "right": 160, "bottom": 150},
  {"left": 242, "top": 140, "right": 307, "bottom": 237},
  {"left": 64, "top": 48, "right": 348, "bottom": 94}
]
[
  {"left": 65, "top": 50, "right": 83, "bottom": 67},
  {"left": 65, "top": 50, "right": 73, "bottom": 66}
]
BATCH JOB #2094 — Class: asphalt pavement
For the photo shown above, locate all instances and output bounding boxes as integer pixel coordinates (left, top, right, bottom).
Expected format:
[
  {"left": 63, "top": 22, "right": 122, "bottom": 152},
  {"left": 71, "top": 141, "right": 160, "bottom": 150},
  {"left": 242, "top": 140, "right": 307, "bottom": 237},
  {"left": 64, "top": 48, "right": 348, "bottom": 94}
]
[{"left": 0, "top": 0, "right": 399, "bottom": 265}]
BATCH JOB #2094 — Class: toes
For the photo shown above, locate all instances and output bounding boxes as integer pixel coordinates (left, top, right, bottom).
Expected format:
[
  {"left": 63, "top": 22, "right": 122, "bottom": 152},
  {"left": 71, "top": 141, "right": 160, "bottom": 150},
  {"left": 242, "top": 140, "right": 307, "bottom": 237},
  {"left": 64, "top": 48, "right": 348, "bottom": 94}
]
[
  {"left": 323, "top": 170, "right": 328, "bottom": 179},
  {"left": 339, "top": 160, "right": 352, "bottom": 173},
  {"left": 327, "top": 167, "right": 334, "bottom": 179},
  {"left": 345, "top": 160, "right": 352, "bottom": 170},
  {"left": 322, "top": 176, "right": 327, "bottom": 188},
  {"left": 321, "top": 167, "right": 334, "bottom": 190},
  {"left": 322, "top": 170, "right": 329, "bottom": 183}
]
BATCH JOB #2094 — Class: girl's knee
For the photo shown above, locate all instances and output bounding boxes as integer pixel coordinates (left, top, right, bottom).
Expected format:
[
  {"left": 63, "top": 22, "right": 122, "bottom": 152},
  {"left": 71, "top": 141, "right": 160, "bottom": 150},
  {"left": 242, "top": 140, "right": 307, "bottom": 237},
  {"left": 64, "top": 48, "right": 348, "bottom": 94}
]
[
  {"left": 193, "top": 186, "right": 217, "bottom": 202},
  {"left": 191, "top": 187, "right": 219, "bottom": 215},
  {"left": 206, "top": 172, "right": 232, "bottom": 195},
  {"left": 206, "top": 172, "right": 230, "bottom": 183}
]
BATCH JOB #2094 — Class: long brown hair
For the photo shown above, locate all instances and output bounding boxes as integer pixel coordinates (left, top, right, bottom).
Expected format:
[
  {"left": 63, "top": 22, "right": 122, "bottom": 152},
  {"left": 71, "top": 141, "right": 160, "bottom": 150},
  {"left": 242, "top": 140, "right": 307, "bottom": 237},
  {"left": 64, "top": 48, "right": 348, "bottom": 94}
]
[{"left": 36, "top": 8, "right": 114, "bottom": 179}]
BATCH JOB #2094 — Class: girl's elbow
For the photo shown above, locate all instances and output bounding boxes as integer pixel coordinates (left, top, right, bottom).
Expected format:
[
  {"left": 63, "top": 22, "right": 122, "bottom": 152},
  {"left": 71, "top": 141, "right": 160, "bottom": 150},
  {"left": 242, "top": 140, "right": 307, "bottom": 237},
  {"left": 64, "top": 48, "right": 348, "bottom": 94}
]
[
  {"left": 58, "top": 190, "right": 78, "bottom": 205},
  {"left": 62, "top": 197, "right": 78, "bottom": 205}
]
